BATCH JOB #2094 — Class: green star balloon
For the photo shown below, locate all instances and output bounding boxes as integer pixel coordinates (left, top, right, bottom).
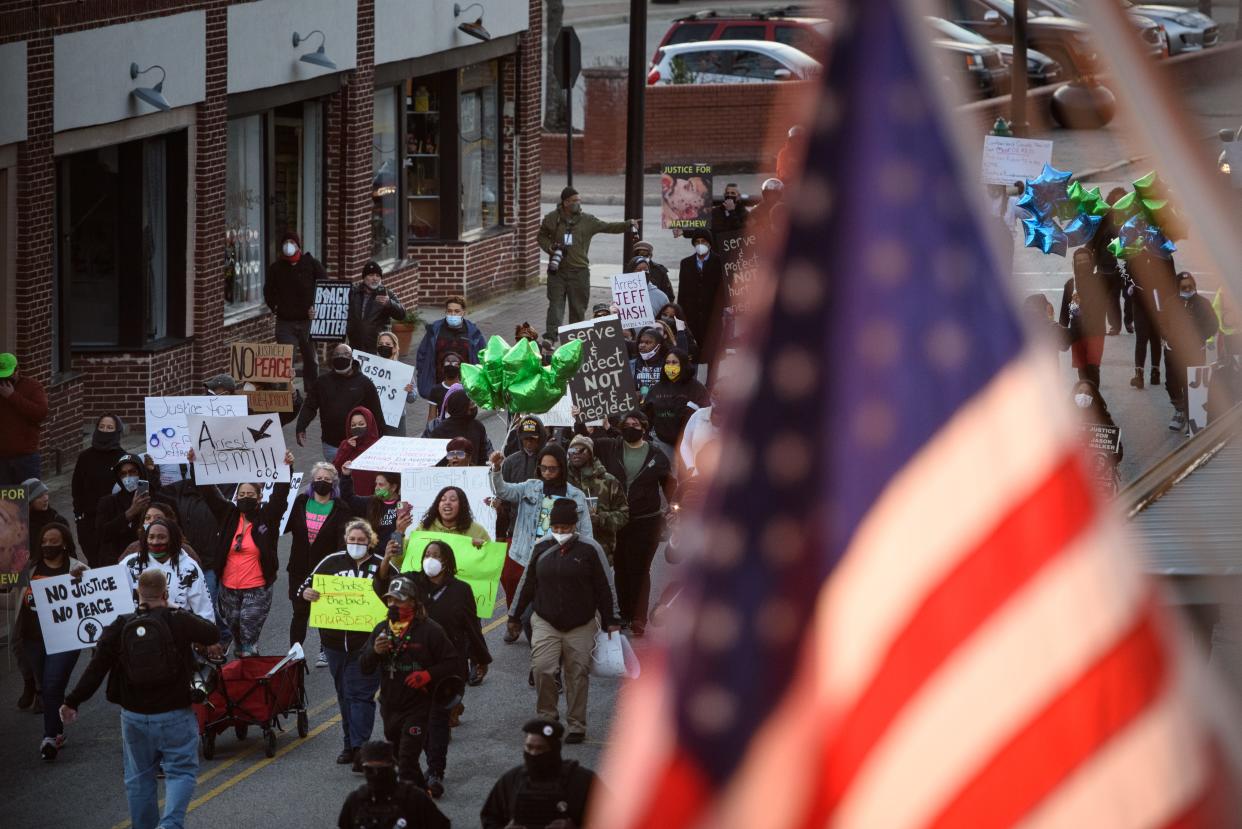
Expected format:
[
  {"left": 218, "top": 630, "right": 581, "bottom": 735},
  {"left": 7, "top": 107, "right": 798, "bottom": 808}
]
[{"left": 459, "top": 336, "right": 584, "bottom": 415}]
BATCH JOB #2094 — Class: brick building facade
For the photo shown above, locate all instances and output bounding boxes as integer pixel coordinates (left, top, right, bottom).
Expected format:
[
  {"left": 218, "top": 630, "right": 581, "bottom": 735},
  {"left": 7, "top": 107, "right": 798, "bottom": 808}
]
[{"left": 0, "top": 0, "right": 543, "bottom": 476}]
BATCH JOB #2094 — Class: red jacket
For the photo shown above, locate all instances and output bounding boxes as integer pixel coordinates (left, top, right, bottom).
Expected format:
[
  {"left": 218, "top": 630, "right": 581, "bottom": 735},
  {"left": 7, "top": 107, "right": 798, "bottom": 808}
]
[
  {"left": 332, "top": 406, "right": 381, "bottom": 496},
  {"left": 0, "top": 375, "right": 48, "bottom": 457}
]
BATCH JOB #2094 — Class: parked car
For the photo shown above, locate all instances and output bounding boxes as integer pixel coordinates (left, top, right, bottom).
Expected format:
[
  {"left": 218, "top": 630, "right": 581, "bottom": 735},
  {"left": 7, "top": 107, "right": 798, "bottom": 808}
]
[
  {"left": 654, "top": 8, "right": 832, "bottom": 64},
  {"left": 926, "top": 16, "right": 1063, "bottom": 86},
  {"left": 937, "top": 0, "right": 1099, "bottom": 77},
  {"left": 1128, "top": 3, "right": 1218, "bottom": 54},
  {"left": 930, "top": 37, "right": 1012, "bottom": 99},
  {"left": 647, "top": 40, "right": 821, "bottom": 86},
  {"left": 1026, "top": 0, "right": 1169, "bottom": 58}
]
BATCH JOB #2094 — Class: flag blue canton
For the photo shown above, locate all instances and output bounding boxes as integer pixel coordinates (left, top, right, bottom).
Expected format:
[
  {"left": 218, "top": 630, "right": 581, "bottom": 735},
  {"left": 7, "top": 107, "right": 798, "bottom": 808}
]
[{"left": 669, "top": 0, "right": 1026, "bottom": 784}]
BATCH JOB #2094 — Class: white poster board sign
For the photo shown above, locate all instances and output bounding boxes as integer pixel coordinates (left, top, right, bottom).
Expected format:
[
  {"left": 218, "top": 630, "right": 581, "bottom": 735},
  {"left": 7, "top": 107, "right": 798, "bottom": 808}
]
[
  {"left": 612, "top": 272, "right": 657, "bottom": 330},
  {"left": 1187, "top": 364, "right": 1213, "bottom": 434},
  {"left": 261, "top": 472, "right": 304, "bottom": 534},
  {"left": 144, "top": 396, "right": 248, "bottom": 464},
  {"left": 981, "top": 135, "right": 1054, "bottom": 186},
  {"left": 354, "top": 350, "right": 416, "bottom": 429},
  {"left": 186, "top": 414, "right": 291, "bottom": 484},
  {"left": 538, "top": 391, "right": 576, "bottom": 428},
  {"left": 402, "top": 466, "right": 498, "bottom": 539},
  {"left": 350, "top": 437, "right": 450, "bottom": 472},
  {"left": 33, "top": 565, "right": 135, "bottom": 654}
]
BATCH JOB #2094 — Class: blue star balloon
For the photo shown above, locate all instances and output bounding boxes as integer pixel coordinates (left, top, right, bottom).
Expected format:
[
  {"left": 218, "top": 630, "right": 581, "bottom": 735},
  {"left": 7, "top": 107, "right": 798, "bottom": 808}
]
[
  {"left": 1063, "top": 213, "right": 1103, "bottom": 247},
  {"left": 1026, "top": 163, "right": 1073, "bottom": 219},
  {"left": 1022, "top": 216, "right": 1068, "bottom": 256}
]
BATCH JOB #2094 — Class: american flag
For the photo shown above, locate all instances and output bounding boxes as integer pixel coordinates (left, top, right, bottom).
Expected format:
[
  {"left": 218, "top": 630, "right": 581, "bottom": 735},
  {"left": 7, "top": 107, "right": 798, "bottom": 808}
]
[{"left": 593, "top": 2, "right": 1236, "bottom": 826}]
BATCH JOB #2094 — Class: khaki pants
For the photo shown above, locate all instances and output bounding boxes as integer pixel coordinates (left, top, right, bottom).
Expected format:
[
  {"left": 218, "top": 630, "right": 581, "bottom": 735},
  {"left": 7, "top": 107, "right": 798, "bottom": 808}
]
[
  {"left": 545, "top": 267, "right": 591, "bottom": 335},
  {"left": 530, "top": 613, "right": 597, "bottom": 735}
]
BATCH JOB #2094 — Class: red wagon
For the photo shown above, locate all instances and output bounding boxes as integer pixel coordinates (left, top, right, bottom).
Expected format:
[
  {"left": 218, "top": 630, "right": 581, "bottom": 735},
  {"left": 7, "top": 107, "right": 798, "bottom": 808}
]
[{"left": 194, "top": 648, "right": 308, "bottom": 759}]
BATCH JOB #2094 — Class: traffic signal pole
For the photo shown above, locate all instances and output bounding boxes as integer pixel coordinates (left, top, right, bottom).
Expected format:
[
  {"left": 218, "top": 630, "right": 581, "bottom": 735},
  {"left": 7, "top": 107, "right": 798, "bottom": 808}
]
[
  {"left": 1012, "top": 0, "right": 1029, "bottom": 136},
  {"left": 623, "top": 0, "right": 647, "bottom": 263}
]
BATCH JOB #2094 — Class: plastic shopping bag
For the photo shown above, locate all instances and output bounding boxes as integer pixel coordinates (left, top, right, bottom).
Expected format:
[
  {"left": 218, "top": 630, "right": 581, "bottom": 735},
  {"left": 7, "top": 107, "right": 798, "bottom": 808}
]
[{"left": 590, "top": 630, "right": 641, "bottom": 679}]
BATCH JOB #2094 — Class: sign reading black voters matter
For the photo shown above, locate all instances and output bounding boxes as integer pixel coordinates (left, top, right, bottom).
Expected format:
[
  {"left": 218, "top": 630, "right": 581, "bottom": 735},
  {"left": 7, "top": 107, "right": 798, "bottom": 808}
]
[
  {"left": 33, "top": 564, "right": 135, "bottom": 654},
  {"left": 310, "top": 279, "right": 350, "bottom": 341},
  {"left": 559, "top": 315, "right": 640, "bottom": 425},
  {"left": 186, "top": 413, "right": 290, "bottom": 484},
  {"left": 612, "top": 272, "right": 657, "bottom": 330}
]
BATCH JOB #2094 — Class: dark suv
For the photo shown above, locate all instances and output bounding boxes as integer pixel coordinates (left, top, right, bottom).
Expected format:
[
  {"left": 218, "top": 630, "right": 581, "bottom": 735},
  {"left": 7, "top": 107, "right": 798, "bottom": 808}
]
[{"left": 938, "top": 0, "right": 1099, "bottom": 77}]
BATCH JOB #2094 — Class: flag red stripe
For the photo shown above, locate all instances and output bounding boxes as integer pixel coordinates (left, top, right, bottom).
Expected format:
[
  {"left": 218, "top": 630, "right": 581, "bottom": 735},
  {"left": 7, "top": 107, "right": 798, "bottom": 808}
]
[
  {"left": 929, "top": 597, "right": 1166, "bottom": 828},
  {"left": 628, "top": 748, "right": 712, "bottom": 829},
  {"left": 798, "top": 454, "right": 1095, "bottom": 827}
]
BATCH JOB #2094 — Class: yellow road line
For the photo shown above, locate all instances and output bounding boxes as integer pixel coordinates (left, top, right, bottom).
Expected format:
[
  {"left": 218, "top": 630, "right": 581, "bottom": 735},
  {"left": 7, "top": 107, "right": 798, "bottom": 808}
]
[
  {"left": 110, "top": 696, "right": 341, "bottom": 829},
  {"left": 482, "top": 615, "right": 508, "bottom": 634}
]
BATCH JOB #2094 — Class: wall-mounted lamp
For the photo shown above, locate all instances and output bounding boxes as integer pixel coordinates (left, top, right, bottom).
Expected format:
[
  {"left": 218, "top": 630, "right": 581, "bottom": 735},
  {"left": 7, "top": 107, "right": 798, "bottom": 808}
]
[
  {"left": 454, "top": 3, "right": 491, "bottom": 42},
  {"left": 293, "top": 30, "right": 337, "bottom": 70},
  {"left": 130, "top": 63, "right": 171, "bottom": 112}
]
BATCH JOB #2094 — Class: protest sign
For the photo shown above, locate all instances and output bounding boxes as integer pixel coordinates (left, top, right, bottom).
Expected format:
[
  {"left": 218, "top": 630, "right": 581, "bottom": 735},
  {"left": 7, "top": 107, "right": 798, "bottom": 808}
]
[
  {"left": 260, "top": 472, "right": 303, "bottom": 534},
  {"left": 33, "top": 564, "right": 135, "bottom": 654},
  {"left": 538, "top": 391, "right": 576, "bottom": 428},
  {"left": 612, "top": 272, "right": 657, "bottom": 330},
  {"left": 1187, "top": 364, "right": 1213, "bottom": 434},
  {"left": 660, "top": 162, "right": 712, "bottom": 230},
  {"left": 0, "top": 485, "right": 30, "bottom": 588},
  {"left": 354, "top": 350, "right": 416, "bottom": 428},
  {"left": 558, "top": 316, "right": 640, "bottom": 426},
  {"left": 309, "top": 279, "right": 350, "bottom": 341},
  {"left": 349, "top": 437, "right": 450, "bottom": 472},
  {"left": 144, "top": 395, "right": 248, "bottom": 464},
  {"left": 719, "top": 229, "right": 760, "bottom": 344},
  {"left": 402, "top": 466, "right": 498, "bottom": 539},
  {"left": 981, "top": 135, "right": 1054, "bottom": 186},
  {"left": 1081, "top": 422, "right": 1121, "bottom": 498},
  {"left": 309, "top": 574, "right": 388, "bottom": 632},
  {"left": 230, "top": 342, "right": 294, "bottom": 412},
  {"left": 400, "top": 531, "right": 508, "bottom": 618},
  {"left": 186, "top": 413, "right": 290, "bottom": 484}
]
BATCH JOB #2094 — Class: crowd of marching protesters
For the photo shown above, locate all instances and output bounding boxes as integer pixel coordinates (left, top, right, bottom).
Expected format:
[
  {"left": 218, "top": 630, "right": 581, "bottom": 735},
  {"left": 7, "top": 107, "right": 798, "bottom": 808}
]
[{"left": 0, "top": 181, "right": 772, "bottom": 827}]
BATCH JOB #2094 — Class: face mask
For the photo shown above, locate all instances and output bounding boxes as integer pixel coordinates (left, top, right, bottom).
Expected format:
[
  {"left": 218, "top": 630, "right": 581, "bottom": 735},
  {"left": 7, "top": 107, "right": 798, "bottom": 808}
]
[
  {"left": 282, "top": 241, "right": 298, "bottom": 257},
  {"left": 570, "top": 203, "right": 582, "bottom": 215},
  {"left": 237, "top": 496, "right": 259, "bottom": 513},
  {"left": 373, "top": 487, "right": 390, "bottom": 500},
  {"left": 423, "top": 557, "right": 444, "bottom": 577},
  {"left": 695, "top": 243, "right": 710, "bottom": 257},
  {"left": 142, "top": 521, "right": 152, "bottom": 534},
  {"left": 92, "top": 428, "right": 121, "bottom": 451},
  {"left": 1180, "top": 290, "right": 1195, "bottom": 299},
  {"left": 621, "top": 426, "right": 644, "bottom": 443},
  {"left": 148, "top": 542, "right": 169, "bottom": 557},
  {"left": 388, "top": 604, "right": 415, "bottom": 622},
  {"left": 524, "top": 750, "right": 561, "bottom": 780},
  {"left": 41, "top": 545, "right": 66, "bottom": 560},
  {"left": 639, "top": 345, "right": 658, "bottom": 359},
  {"left": 351, "top": 425, "right": 368, "bottom": 438},
  {"left": 121, "top": 475, "right": 140, "bottom": 493},
  {"left": 664, "top": 364, "right": 682, "bottom": 381},
  {"left": 346, "top": 543, "right": 369, "bottom": 560},
  {"left": 376, "top": 345, "right": 394, "bottom": 359},
  {"left": 364, "top": 765, "right": 398, "bottom": 796},
  {"left": 442, "top": 363, "right": 461, "bottom": 380},
  {"left": 1074, "top": 394, "right": 1093, "bottom": 409},
  {"left": 445, "top": 314, "right": 464, "bottom": 328},
  {"left": 660, "top": 315, "right": 676, "bottom": 324},
  {"left": 311, "top": 480, "right": 333, "bottom": 497},
  {"left": 551, "top": 531, "right": 574, "bottom": 545},
  {"left": 332, "top": 355, "right": 352, "bottom": 373}
]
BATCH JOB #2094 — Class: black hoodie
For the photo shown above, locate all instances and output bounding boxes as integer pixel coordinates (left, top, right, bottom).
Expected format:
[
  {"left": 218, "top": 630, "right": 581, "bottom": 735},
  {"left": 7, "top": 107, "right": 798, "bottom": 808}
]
[
  {"left": 264, "top": 230, "right": 325, "bottom": 321},
  {"left": 296, "top": 359, "right": 385, "bottom": 447},
  {"left": 94, "top": 454, "right": 159, "bottom": 566},
  {"left": 644, "top": 348, "right": 709, "bottom": 445}
]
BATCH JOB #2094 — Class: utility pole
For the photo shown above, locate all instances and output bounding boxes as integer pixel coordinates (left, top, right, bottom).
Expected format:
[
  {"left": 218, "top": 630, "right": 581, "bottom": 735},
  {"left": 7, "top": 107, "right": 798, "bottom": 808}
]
[
  {"left": 1011, "top": 0, "right": 1029, "bottom": 137},
  {"left": 623, "top": 0, "right": 647, "bottom": 263}
]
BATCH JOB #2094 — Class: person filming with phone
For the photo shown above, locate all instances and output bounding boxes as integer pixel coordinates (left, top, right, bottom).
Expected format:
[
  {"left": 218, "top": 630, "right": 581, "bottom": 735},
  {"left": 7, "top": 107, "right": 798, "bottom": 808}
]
[{"left": 347, "top": 260, "right": 407, "bottom": 352}]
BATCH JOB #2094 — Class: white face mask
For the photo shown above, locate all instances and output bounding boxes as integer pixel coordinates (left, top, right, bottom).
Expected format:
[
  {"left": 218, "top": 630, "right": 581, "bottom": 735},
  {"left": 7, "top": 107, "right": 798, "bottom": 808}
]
[
  {"left": 551, "top": 532, "right": 574, "bottom": 545},
  {"left": 1074, "top": 394, "right": 1093, "bottom": 409},
  {"left": 423, "top": 557, "right": 444, "bottom": 577},
  {"left": 282, "top": 241, "right": 298, "bottom": 257},
  {"left": 695, "top": 244, "right": 710, "bottom": 257},
  {"left": 346, "top": 543, "right": 369, "bottom": 561}
]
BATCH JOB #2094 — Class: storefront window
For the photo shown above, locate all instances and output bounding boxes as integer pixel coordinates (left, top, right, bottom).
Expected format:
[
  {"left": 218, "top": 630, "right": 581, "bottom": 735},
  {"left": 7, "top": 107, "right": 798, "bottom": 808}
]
[
  {"left": 226, "top": 115, "right": 266, "bottom": 316},
  {"left": 406, "top": 78, "right": 442, "bottom": 241},
  {"left": 56, "top": 132, "right": 186, "bottom": 348},
  {"left": 460, "top": 61, "right": 500, "bottom": 234},
  {"left": 372, "top": 86, "right": 400, "bottom": 263}
]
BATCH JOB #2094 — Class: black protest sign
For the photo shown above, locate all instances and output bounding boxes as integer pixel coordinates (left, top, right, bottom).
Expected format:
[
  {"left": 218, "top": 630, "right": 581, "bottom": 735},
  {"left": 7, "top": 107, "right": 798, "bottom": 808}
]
[
  {"left": 1082, "top": 423, "right": 1121, "bottom": 497},
  {"left": 310, "top": 279, "right": 350, "bottom": 341},
  {"left": 558, "top": 316, "right": 640, "bottom": 425},
  {"left": 1083, "top": 423, "right": 1121, "bottom": 453},
  {"left": 0, "top": 485, "right": 29, "bottom": 588},
  {"left": 719, "top": 229, "right": 760, "bottom": 344}
]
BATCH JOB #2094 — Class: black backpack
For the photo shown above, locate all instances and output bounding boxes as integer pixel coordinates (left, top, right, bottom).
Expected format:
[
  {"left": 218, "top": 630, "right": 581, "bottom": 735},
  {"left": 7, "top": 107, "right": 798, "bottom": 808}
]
[{"left": 120, "top": 609, "right": 181, "bottom": 687}]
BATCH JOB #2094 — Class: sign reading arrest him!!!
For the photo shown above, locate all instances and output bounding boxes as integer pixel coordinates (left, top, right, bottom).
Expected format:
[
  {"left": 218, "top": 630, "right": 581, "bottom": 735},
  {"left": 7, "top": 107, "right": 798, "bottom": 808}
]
[
  {"left": 185, "top": 413, "right": 291, "bottom": 485},
  {"left": 309, "top": 574, "right": 389, "bottom": 632},
  {"left": 400, "top": 531, "right": 508, "bottom": 618},
  {"left": 33, "top": 564, "right": 136, "bottom": 654}
]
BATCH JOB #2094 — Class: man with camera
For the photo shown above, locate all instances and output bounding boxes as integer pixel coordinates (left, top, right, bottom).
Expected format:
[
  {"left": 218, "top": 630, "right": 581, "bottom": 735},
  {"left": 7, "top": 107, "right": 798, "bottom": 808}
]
[{"left": 538, "top": 186, "right": 635, "bottom": 336}]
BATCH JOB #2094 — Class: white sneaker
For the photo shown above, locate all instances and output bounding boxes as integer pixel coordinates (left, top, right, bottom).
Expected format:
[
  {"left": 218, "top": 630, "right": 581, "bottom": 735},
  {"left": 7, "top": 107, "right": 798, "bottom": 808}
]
[
  {"left": 316, "top": 647, "right": 328, "bottom": 668},
  {"left": 40, "top": 737, "right": 57, "bottom": 762}
]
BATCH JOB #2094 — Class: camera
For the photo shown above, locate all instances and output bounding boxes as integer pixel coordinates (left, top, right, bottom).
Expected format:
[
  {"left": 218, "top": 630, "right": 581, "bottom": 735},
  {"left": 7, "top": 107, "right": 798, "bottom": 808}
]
[{"left": 547, "top": 244, "right": 565, "bottom": 276}]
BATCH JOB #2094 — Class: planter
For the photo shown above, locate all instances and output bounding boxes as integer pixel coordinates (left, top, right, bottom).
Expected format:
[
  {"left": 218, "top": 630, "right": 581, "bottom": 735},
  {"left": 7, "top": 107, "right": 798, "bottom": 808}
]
[
  {"left": 1049, "top": 80, "right": 1116, "bottom": 130},
  {"left": 391, "top": 321, "right": 419, "bottom": 355}
]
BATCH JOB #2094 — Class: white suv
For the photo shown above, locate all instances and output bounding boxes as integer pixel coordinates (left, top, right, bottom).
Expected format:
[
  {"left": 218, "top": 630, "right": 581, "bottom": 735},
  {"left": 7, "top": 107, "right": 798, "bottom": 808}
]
[{"left": 648, "top": 40, "right": 823, "bottom": 86}]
